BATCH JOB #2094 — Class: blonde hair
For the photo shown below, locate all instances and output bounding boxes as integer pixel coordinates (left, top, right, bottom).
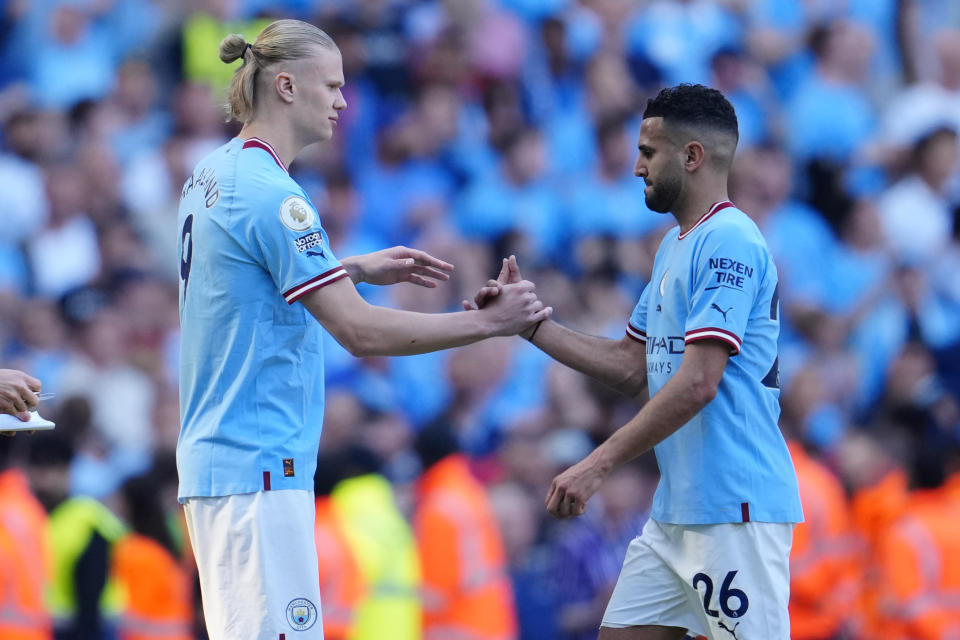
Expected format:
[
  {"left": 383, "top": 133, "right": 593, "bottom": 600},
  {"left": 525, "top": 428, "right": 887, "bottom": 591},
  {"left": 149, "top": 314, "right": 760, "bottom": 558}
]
[{"left": 219, "top": 19, "right": 337, "bottom": 123}]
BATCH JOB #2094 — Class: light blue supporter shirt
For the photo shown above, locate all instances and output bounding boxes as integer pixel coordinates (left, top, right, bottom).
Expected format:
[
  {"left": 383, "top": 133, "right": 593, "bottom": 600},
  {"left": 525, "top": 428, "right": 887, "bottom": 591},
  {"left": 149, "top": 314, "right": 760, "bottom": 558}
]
[
  {"left": 176, "top": 137, "right": 347, "bottom": 501},
  {"left": 626, "top": 202, "right": 802, "bottom": 525}
]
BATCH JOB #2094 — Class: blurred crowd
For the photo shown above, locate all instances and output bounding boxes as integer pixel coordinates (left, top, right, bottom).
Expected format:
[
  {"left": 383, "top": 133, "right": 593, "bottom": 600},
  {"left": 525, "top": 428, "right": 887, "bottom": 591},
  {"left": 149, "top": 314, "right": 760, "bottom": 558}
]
[{"left": 1, "top": 0, "right": 959, "bottom": 638}]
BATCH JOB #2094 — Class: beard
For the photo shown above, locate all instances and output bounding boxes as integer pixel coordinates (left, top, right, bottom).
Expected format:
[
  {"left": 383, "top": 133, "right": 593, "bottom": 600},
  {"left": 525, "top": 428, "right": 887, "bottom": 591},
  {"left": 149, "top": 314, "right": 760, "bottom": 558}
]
[{"left": 644, "top": 166, "right": 682, "bottom": 213}]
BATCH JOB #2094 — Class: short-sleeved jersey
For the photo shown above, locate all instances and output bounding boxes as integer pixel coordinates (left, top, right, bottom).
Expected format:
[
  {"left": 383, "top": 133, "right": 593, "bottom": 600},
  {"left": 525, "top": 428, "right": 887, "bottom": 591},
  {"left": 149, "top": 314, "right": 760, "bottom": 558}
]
[
  {"left": 176, "top": 137, "right": 348, "bottom": 500},
  {"left": 627, "top": 201, "right": 802, "bottom": 525}
]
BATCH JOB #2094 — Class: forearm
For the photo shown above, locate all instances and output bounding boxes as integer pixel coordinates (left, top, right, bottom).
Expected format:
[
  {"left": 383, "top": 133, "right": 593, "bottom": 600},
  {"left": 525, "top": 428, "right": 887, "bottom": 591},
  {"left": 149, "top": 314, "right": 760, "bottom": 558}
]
[
  {"left": 346, "top": 304, "right": 492, "bottom": 357},
  {"left": 587, "top": 369, "right": 713, "bottom": 473},
  {"left": 530, "top": 321, "right": 647, "bottom": 396}
]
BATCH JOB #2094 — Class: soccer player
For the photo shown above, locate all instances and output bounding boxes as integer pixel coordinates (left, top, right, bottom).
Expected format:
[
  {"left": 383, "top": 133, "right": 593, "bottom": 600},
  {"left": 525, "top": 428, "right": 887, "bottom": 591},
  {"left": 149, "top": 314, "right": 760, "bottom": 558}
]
[
  {"left": 177, "top": 19, "right": 551, "bottom": 640},
  {"left": 471, "top": 84, "right": 802, "bottom": 640}
]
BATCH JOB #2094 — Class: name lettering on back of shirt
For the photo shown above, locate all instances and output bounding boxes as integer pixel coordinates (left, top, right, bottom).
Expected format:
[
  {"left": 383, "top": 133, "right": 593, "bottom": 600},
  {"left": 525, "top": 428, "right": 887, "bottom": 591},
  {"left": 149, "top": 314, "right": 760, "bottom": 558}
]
[
  {"left": 181, "top": 166, "right": 220, "bottom": 208},
  {"left": 706, "top": 257, "right": 754, "bottom": 292}
]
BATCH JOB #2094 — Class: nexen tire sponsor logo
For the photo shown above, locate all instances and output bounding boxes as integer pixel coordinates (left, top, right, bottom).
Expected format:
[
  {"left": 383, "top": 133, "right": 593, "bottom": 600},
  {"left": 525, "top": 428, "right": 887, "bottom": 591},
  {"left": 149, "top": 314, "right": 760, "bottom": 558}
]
[
  {"left": 294, "top": 232, "right": 323, "bottom": 253},
  {"left": 708, "top": 257, "right": 754, "bottom": 290}
]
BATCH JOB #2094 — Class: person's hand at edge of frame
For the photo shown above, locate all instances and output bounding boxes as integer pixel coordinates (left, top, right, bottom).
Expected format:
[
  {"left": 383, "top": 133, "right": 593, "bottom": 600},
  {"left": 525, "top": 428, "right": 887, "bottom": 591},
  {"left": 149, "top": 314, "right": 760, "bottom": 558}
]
[
  {"left": 0, "top": 368, "right": 41, "bottom": 436},
  {"left": 344, "top": 246, "right": 454, "bottom": 288}
]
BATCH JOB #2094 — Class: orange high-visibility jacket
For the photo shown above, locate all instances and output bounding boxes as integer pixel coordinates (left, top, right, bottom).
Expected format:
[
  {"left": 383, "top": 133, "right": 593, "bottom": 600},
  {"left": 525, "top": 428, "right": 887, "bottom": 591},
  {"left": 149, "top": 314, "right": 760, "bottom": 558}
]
[
  {"left": 851, "top": 468, "right": 909, "bottom": 638},
  {"left": 314, "top": 496, "right": 364, "bottom": 640},
  {"left": 0, "top": 468, "right": 52, "bottom": 640},
  {"left": 787, "top": 441, "right": 860, "bottom": 640},
  {"left": 414, "top": 455, "right": 517, "bottom": 640},
  {"left": 875, "top": 479, "right": 960, "bottom": 640},
  {"left": 112, "top": 533, "right": 192, "bottom": 640}
]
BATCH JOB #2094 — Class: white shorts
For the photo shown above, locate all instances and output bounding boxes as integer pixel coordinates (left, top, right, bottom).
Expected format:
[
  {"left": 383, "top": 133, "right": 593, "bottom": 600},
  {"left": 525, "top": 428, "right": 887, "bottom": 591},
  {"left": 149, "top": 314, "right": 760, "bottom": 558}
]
[
  {"left": 602, "top": 518, "right": 793, "bottom": 640},
  {"left": 183, "top": 490, "right": 324, "bottom": 640}
]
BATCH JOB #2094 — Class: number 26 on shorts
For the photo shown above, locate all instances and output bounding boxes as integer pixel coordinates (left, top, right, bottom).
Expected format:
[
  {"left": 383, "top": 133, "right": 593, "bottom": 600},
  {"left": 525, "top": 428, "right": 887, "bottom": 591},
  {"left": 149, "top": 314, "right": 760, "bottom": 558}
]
[{"left": 692, "top": 570, "right": 749, "bottom": 618}]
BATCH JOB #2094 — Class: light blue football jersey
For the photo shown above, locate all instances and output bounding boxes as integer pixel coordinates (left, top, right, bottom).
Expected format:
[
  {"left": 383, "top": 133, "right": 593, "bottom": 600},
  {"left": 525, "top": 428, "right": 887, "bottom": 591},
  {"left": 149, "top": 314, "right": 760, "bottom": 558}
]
[
  {"left": 627, "top": 201, "right": 803, "bottom": 524},
  {"left": 177, "top": 137, "right": 348, "bottom": 500}
]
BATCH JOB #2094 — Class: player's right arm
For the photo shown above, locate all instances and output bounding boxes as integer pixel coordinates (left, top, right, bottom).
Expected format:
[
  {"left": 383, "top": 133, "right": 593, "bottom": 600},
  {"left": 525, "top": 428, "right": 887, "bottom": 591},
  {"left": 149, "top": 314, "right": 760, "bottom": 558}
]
[
  {"left": 468, "top": 257, "right": 647, "bottom": 398},
  {"left": 299, "top": 277, "right": 551, "bottom": 357}
]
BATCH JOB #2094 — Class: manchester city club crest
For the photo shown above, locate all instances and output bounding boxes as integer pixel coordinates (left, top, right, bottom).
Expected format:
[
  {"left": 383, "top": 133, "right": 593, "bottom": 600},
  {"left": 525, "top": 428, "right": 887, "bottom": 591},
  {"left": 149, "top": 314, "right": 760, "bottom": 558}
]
[
  {"left": 285, "top": 597, "right": 318, "bottom": 631},
  {"left": 279, "top": 196, "right": 316, "bottom": 231}
]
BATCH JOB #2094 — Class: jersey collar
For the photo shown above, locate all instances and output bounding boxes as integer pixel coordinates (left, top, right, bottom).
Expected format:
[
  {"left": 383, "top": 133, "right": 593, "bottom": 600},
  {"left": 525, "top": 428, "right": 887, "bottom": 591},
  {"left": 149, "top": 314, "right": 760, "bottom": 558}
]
[
  {"left": 241, "top": 137, "right": 288, "bottom": 173},
  {"left": 677, "top": 200, "right": 734, "bottom": 240}
]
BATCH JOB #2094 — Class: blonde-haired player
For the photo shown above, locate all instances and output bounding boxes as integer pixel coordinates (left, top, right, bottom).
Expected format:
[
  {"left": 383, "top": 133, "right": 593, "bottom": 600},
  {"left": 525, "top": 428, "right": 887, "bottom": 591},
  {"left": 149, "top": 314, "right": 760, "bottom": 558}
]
[{"left": 177, "top": 19, "right": 551, "bottom": 640}]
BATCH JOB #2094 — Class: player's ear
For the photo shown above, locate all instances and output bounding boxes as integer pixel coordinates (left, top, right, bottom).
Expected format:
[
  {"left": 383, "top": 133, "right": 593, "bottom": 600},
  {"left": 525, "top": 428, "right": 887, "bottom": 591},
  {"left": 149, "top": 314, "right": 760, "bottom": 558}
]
[
  {"left": 274, "top": 71, "right": 295, "bottom": 104},
  {"left": 684, "top": 140, "right": 706, "bottom": 172}
]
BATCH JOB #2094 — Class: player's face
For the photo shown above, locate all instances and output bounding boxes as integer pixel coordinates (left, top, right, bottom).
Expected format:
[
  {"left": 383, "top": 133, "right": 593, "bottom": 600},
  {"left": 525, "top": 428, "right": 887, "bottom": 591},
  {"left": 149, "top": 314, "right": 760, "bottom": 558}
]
[
  {"left": 297, "top": 46, "right": 347, "bottom": 143},
  {"left": 634, "top": 117, "right": 683, "bottom": 214}
]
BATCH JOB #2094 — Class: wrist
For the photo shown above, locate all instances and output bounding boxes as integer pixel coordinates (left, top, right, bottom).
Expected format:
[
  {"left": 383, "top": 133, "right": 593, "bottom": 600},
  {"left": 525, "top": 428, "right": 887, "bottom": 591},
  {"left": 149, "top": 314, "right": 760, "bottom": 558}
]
[
  {"left": 522, "top": 319, "right": 543, "bottom": 341},
  {"left": 341, "top": 256, "right": 364, "bottom": 284},
  {"left": 587, "top": 446, "right": 616, "bottom": 477}
]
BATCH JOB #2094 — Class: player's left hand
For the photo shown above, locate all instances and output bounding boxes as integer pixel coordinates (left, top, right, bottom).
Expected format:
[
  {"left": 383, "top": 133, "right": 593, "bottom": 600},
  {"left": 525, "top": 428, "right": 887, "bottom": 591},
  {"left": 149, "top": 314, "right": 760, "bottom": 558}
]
[
  {"left": 345, "top": 246, "right": 454, "bottom": 287},
  {"left": 545, "top": 458, "right": 607, "bottom": 519}
]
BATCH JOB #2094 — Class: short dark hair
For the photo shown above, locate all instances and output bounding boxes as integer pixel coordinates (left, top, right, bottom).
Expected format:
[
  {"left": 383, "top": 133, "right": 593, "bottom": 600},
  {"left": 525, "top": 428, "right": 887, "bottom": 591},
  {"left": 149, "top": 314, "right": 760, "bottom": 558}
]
[{"left": 642, "top": 84, "right": 738, "bottom": 142}]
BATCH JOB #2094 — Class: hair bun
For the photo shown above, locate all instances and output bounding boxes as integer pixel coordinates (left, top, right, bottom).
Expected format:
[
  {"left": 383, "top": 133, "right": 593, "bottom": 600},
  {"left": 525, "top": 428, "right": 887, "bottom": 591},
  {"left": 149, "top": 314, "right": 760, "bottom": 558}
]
[{"left": 219, "top": 34, "right": 248, "bottom": 63}]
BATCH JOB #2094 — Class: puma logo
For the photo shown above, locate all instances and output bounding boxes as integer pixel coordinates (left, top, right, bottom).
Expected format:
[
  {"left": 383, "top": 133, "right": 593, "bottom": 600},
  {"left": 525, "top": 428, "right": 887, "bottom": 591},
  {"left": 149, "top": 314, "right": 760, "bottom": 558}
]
[
  {"left": 711, "top": 303, "right": 732, "bottom": 322},
  {"left": 718, "top": 621, "right": 740, "bottom": 639}
]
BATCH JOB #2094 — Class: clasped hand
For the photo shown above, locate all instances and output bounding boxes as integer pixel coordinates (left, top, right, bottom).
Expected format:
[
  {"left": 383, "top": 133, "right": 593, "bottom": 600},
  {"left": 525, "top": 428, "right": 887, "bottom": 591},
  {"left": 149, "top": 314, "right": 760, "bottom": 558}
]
[{"left": 462, "top": 255, "right": 542, "bottom": 339}]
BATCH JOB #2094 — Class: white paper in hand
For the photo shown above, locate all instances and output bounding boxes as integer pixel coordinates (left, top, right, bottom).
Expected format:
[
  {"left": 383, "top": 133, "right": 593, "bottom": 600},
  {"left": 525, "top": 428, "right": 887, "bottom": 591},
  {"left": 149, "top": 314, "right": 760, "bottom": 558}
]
[{"left": 0, "top": 411, "right": 55, "bottom": 432}]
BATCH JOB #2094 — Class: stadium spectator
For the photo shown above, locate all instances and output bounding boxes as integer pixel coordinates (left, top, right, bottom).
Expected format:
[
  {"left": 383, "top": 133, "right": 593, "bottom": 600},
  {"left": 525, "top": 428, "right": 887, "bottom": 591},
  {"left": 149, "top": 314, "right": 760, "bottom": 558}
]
[
  {"left": 785, "top": 19, "right": 877, "bottom": 163},
  {"left": 877, "top": 125, "right": 958, "bottom": 266}
]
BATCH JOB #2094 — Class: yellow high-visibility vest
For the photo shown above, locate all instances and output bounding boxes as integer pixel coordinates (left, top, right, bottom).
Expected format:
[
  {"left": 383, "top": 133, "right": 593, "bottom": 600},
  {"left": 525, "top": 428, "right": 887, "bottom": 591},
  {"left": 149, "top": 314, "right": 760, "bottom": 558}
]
[
  {"left": 47, "top": 497, "right": 126, "bottom": 623},
  {"left": 332, "top": 474, "right": 422, "bottom": 640}
]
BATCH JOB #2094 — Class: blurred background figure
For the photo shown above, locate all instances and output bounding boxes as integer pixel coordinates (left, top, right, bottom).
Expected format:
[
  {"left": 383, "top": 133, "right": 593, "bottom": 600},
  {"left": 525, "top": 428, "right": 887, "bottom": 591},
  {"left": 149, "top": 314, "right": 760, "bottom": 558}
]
[
  {"left": 412, "top": 422, "right": 517, "bottom": 640},
  {"left": 329, "top": 445, "right": 421, "bottom": 640},
  {"left": 0, "top": 435, "right": 52, "bottom": 640},
  {"left": 313, "top": 451, "right": 364, "bottom": 640},
  {"left": 112, "top": 460, "right": 193, "bottom": 640},
  {"left": 874, "top": 439, "right": 960, "bottom": 639},
  {"left": 27, "top": 426, "right": 126, "bottom": 640}
]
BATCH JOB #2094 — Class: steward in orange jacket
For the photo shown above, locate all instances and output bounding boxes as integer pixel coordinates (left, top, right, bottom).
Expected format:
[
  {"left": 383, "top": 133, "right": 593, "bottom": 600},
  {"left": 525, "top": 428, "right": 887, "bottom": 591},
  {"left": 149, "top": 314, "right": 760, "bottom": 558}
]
[
  {"left": 0, "top": 450, "right": 52, "bottom": 640},
  {"left": 846, "top": 431, "right": 910, "bottom": 638},
  {"left": 113, "top": 471, "right": 192, "bottom": 640},
  {"left": 787, "top": 440, "right": 860, "bottom": 640},
  {"left": 413, "top": 424, "right": 517, "bottom": 640},
  {"left": 875, "top": 443, "right": 960, "bottom": 640}
]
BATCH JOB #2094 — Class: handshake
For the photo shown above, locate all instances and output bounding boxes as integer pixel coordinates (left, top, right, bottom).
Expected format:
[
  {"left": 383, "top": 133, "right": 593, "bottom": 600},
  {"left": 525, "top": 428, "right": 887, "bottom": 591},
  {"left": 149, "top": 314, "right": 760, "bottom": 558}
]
[{"left": 461, "top": 255, "right": 548, "bottom": 340}]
